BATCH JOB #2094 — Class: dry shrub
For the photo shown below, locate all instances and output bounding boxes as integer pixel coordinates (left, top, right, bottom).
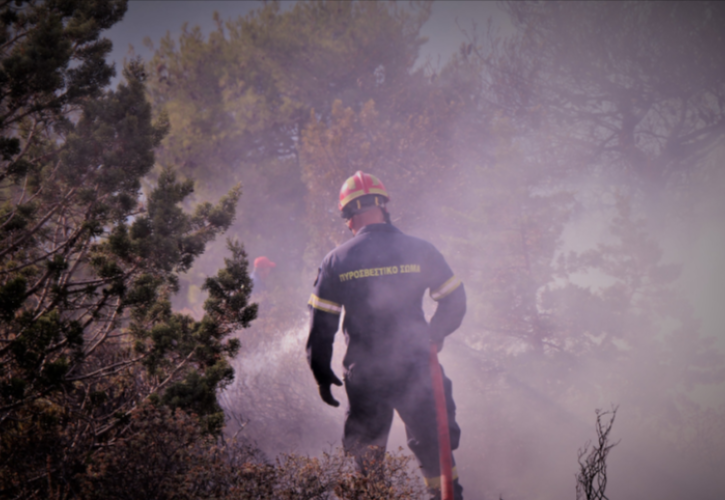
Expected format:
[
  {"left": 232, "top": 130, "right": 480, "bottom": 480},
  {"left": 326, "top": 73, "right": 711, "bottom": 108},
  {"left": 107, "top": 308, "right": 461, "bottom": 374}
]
[
  {"left": 332, "top": 449, "right": 426, "bottom": 500},
  {"left": 76, "top": 402, "right": 423, "bottom": 500},
  {"left": 81, "top": 402, "right": 236, "bottom": 500},
  {"left": 226, "top": 445, "right": 425, "bottom": 500}
]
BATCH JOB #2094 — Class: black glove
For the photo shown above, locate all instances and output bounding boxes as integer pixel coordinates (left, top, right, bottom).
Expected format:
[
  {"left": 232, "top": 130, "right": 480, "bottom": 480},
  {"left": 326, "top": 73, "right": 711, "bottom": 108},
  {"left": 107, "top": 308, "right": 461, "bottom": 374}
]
[{"left": 317, "top": 372, "right": 343, "bottom": 407}]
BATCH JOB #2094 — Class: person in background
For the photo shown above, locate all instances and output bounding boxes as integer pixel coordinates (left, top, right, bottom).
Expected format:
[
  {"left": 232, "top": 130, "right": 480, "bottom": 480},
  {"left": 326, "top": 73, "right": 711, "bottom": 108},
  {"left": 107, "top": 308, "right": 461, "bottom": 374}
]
[
  {"left": 306, "top": 171, "right": 466, "bottom": 500},
  {"left": 250, "top": 256, "right": 276, "bottom": 293}
]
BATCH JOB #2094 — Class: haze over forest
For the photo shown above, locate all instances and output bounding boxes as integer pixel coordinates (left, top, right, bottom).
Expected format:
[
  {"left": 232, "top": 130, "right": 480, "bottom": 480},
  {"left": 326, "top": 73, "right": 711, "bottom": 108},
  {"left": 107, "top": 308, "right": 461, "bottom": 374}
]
[{"left": 1, "top": 2, "right": 724, "bottom": 499}]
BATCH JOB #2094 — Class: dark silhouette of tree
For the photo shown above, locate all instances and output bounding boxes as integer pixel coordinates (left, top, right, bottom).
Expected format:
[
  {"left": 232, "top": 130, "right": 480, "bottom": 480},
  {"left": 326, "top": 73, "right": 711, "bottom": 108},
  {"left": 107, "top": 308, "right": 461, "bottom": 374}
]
[
  {"left": 0, "top": 2, "right": 255, "bottom": 496},
  {"left": 494, "top": 2, "right": 725, "bottom": 199}
]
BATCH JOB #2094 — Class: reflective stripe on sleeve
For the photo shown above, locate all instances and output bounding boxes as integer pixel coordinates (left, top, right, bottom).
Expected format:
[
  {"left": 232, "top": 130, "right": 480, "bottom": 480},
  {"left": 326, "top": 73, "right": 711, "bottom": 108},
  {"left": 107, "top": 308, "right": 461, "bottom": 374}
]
[
  {"left": 430, "top": 275, "right": 462, "bottom": 301},
  {"left": 423, "top": 466, "right": 459, "bottom": 489},
  {"left": 308, "top": 294, "right": 342, "bottom": 315}
]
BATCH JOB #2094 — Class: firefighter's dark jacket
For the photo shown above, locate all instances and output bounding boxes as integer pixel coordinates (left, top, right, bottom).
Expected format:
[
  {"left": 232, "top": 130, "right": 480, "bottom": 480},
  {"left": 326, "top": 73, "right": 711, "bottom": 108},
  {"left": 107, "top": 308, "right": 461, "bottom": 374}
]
[{"left": 307, "top": 223, "right": 466, "bottom": 387}]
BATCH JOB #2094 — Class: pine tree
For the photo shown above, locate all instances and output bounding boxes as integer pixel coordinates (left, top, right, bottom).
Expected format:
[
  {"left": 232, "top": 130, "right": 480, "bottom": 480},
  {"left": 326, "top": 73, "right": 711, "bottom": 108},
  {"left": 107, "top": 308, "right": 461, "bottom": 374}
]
[{"left": 0, "top": 2, "right": 256, "bottom": 496}]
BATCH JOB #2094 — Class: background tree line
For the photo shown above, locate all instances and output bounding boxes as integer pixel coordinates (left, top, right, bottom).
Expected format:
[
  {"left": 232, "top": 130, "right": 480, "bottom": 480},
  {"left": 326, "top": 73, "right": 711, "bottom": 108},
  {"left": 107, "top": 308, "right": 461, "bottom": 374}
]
[{"left": 2, "top": 1, "right": 724, "bottom": 499}]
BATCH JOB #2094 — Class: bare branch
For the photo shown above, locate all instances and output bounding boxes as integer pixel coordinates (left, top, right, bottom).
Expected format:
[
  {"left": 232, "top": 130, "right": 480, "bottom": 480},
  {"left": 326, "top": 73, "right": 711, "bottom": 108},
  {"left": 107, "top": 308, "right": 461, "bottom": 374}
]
[{"left": 576, "top": 406, "right": 620, "bottom": 500}]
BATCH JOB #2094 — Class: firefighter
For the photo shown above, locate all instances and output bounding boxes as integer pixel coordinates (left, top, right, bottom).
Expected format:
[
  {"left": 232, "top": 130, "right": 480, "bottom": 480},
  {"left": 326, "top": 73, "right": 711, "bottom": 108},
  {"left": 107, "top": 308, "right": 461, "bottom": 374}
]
[
  {"left": 306, "top": 171, "right": 466, "bottom": 500},
  {"left": 250, "top": 256, "right": 276, "bottom": 293}
]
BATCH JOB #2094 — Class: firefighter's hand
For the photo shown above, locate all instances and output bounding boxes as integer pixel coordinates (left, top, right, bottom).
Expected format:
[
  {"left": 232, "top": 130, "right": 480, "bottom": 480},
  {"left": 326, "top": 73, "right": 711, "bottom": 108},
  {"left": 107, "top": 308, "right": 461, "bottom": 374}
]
[{"left": 318, "top": 373, "right": 343, "bottom": 407}]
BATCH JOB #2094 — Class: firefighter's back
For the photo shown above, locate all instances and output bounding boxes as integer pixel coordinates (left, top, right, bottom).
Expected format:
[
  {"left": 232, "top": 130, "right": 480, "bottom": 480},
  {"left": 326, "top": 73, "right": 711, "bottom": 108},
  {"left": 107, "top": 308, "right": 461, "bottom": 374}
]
[{"left": 322, "top": 223, "right": 449, "bottom": 368}]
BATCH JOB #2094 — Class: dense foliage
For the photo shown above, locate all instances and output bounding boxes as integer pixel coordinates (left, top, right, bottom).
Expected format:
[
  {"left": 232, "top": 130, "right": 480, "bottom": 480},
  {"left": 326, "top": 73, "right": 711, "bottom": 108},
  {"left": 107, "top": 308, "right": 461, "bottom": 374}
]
[{"left": 0, "top": 1, "right": 256, "bottom": 497}]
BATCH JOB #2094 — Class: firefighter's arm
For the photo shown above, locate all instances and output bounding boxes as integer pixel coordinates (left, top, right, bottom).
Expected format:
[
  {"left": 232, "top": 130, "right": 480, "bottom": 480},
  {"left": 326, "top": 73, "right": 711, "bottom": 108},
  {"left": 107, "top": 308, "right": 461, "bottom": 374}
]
[
  {"left": 429, "top": 278, "right": 466, "bottom": 351},
  {"left": 306, "top": 294, "right": 343, "bottom": 407}
]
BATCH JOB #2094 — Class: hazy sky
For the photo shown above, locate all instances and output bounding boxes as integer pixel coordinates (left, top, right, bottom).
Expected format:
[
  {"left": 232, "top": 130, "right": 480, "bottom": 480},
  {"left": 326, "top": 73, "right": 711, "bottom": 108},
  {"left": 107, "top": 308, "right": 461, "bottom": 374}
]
[
  {"left": 104, "top": 0, "right": 725, "bottom": 349},
  {"left": 105, "top": 0, "right": 508, "bottom": 85}
]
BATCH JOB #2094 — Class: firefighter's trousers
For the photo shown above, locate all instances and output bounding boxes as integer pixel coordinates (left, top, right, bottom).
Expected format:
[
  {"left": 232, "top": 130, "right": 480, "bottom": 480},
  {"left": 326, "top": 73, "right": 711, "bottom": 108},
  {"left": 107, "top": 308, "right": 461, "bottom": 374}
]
[{"left": 342, "top": 356, "right": 462, "bottom": 497}]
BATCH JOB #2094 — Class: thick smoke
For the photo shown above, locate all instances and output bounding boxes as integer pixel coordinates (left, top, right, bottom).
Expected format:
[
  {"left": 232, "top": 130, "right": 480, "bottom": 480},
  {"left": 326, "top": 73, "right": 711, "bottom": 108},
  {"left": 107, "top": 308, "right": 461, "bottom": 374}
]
[{"left": 150, "top": 2, "right": 725, "bottom": 499}]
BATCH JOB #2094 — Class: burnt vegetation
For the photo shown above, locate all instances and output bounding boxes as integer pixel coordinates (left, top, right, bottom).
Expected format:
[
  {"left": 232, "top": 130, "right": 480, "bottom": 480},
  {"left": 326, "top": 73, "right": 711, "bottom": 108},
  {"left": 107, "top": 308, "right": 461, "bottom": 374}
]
[{"left": 576, "top": 407, "right": 619, "bottom": 500}]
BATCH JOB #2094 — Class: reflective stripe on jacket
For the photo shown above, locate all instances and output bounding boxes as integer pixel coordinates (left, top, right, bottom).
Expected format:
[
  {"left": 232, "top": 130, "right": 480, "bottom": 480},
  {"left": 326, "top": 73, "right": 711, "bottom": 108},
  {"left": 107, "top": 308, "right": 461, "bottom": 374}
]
[{"left": 307, "top": 223, "right": 466, "bottom": 383}]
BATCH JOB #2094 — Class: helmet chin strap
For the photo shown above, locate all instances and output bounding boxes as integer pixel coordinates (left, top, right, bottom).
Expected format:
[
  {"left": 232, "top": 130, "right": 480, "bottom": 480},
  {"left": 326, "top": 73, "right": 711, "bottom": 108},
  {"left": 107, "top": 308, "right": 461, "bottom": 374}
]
[{"left": 374, "top": 197, "right": 392, "bottom": 224}]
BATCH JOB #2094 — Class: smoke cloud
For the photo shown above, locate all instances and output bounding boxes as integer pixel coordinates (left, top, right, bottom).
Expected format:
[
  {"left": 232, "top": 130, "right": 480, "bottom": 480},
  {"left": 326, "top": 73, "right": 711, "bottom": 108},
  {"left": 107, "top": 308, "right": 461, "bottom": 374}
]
[{"left": 115, "top": 2, "right": 725, "bottom": 498}]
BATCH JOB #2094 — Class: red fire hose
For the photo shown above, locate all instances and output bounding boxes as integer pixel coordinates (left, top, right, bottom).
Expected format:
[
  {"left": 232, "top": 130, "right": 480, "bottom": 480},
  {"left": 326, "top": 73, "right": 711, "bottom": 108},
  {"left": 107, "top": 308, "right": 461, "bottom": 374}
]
[{"left": 430, "top": 344, "right": 454, "bottom": 500}]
